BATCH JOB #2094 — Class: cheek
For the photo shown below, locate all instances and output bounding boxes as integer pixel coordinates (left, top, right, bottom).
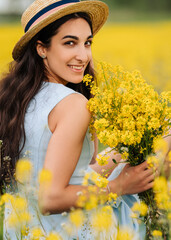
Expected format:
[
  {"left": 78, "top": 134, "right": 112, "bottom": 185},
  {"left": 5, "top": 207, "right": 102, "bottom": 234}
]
[
  {"left": 53, "top": 50, "right": 73, "bottom": 66},
  {"left": 87, "top": 49, "right": 92, "bottom": 61},
  {"left": 47, "top": 52, "right": 66, "bottom": 70}
]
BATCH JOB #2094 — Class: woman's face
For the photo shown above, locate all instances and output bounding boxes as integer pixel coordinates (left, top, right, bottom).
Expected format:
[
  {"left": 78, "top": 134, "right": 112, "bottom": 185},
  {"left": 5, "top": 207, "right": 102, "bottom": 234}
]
[{"left": 38, "top": 18, "right": 93, "bottom": 85}]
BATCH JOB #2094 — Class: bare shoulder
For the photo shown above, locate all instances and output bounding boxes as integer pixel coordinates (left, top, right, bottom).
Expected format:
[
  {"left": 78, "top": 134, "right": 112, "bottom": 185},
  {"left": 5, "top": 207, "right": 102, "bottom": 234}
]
[
  {"left": 58, "top": 93, "right": 89, "bottom": 116},
  {"left": 58, "top": 92, "right": 88, "bottom": 109},
  {"left": 49, "top": 93, "right": 90, "bottom": 132}
]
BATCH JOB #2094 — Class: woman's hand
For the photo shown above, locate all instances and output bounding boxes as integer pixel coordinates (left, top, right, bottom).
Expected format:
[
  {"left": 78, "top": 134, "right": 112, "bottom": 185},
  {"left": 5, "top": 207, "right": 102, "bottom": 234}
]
[{"left": 109, "top": 161, "right": 155, "bottom": 196}]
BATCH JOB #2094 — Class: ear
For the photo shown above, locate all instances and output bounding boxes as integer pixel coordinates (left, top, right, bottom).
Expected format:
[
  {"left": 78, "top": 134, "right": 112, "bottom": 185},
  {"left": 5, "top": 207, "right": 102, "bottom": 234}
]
[{"left": 36, "top": 40, "right": 47, "bottom": 58}]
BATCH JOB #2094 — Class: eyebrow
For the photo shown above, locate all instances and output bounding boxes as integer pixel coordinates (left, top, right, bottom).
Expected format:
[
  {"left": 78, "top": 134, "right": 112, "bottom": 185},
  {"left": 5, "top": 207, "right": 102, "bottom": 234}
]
[{"left": 62, "top": 35, "right": 93, "bottom": 40}]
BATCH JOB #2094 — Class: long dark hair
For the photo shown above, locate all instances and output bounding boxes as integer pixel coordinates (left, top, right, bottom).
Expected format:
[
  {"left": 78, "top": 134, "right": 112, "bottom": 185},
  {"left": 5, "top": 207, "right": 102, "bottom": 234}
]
[{"left": 0, "top": 12, "right": 94, "bottom": 189}]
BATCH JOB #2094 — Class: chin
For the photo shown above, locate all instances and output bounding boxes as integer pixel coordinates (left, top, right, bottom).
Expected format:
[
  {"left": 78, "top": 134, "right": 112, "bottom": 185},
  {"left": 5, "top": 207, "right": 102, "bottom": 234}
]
[{"left": 70, "top": 77, "right": 83, "bottom": 84}]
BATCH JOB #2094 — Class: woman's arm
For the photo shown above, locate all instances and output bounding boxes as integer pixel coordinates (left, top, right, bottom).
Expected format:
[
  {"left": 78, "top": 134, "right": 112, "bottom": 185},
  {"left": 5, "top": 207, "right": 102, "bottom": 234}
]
[
  {"left": 39, "top": 93, "right": 91, "bottom": 214},
  {"left": 39, "top": 93, "right": 155, "bottom": 214},
  {"left": 90, "top": 145, "right": 155, "bottom": 195},
  {"left": 89, "top": 132, "right": 122, "bottom": 177},
  {"left": 90, "top": 147, "right": 122, "bottom": 177},
  {"left": 89, "top": 133, "right": 98, "bottom": 165}
]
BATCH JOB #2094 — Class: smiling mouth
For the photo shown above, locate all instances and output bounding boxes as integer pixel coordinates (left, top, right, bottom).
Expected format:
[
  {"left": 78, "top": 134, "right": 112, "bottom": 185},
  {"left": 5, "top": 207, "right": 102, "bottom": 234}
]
[{"left": 68, "top": 65, "right": 85, "bottom": 71}]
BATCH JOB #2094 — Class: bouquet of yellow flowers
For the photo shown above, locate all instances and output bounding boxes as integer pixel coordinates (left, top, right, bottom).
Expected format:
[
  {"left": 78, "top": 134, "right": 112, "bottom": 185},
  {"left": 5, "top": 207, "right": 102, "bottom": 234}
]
[{"left": 83, "top": 62, "right": 171, "bottom": 238}]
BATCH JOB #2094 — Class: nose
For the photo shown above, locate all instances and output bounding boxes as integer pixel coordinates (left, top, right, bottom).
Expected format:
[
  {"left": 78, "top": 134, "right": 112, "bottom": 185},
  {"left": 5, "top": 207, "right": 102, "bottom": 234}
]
[{"left": 75, "top": 45, "right": 91, "bottom": 63}]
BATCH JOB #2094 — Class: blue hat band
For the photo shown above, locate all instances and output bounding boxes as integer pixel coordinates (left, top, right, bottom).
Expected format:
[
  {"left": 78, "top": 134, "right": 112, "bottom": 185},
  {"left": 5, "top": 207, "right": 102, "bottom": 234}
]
[{"left": 25, "top": 0, "right": 80, "bottom": 33}]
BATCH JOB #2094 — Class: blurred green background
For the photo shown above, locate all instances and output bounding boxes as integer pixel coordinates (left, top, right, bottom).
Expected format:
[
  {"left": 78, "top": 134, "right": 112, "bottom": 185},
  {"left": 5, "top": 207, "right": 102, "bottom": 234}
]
[{"left": 0, "top": 0, "right": 171, "bottom": 23}]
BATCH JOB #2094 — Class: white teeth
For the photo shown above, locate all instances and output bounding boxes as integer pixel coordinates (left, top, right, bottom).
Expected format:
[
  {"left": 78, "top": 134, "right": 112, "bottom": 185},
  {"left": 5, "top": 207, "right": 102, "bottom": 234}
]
[{"left": 70, "top": 65, "right": 83, "bottom": 70}]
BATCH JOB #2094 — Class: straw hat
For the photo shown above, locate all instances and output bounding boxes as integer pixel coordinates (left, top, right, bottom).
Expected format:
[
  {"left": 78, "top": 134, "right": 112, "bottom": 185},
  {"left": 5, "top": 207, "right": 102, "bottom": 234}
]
[{"left": 12, "top": 0, "right": 109, "bottom": 60}]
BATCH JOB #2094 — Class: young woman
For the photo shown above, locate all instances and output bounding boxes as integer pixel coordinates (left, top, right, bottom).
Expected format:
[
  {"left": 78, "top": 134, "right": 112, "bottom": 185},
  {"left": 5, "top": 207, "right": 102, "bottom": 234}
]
[{"left": 0, "top": 0, "right": 166, "bottom": 239}]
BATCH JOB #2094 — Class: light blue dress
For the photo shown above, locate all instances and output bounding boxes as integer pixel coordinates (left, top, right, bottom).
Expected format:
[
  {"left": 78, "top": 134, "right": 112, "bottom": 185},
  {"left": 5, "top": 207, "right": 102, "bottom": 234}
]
[{"left": 3, "top": 82, "right": 145, "bottom": 240}]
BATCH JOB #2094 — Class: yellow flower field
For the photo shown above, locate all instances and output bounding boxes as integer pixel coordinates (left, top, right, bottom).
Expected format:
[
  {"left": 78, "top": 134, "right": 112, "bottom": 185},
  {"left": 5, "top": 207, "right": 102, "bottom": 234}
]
[
  {"left": 0, "top": 21, "right": 171, "bottom": 92},
  {"left": 92, "top": 21, "right": 171, "bottom": 92},
  {"left": 0, "top": 25, "right": 23, "bottom": 74}
]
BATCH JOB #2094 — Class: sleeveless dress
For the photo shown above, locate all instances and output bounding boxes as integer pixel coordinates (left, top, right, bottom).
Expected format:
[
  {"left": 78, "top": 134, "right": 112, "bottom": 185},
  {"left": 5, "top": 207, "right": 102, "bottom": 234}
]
[{"left": 3, "top": 82, "right": 145, "bottom": 240}]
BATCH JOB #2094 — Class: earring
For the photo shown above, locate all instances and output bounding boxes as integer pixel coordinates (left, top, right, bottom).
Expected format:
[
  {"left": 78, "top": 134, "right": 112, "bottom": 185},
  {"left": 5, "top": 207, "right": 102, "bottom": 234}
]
[{"left": 41, "top": 55, "right": 46, "bottom": 59}]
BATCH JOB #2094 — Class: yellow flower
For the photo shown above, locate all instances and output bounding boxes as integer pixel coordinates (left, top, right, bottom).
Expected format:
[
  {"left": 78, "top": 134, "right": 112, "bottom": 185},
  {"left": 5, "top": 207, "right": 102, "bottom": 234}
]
[
  {"left": 76, "top": 191, "right": 87, "bottom": 208},
  {"left": 69, "top": 209, "right": 85, "bottom": 228},
  {"left": 132, "top": 202, "right": 148, "bottom": 216},
  {"left": 15, "top": 159, "right": 32, "bottom": 183},
  {"left": 152, "top": 230, "right": 162, "bottom": 237},
  {"left": 147, "top": 117, "right": 160, "bottom": 130},
  {"left": 31, "top": 227, "right": 44, "bottom": 239},
  {"left": 21, "top": 226, "right": 29, "bottom": 236},
  {"left": 82, "top": 171, "right": 108, "bottom": 189},
  {"left": 1, "top": 193, "right": 14, "bottom": 204},
  {"left": 153, "top": 176, "right": 168, "bottom": 193},
  {"left": 147, "top": 155, "right": 159, "bottom": 170},
  {"left": 83, "top": 74, "right": 93, "bottom": 86},
  {"left": 82, "top": 172, "right": 91, "bottom": 186},
  {"left": 116, "top": 228, "right": 135, "bottom": 240},
  {"left": 96, "top": 154, "right": 110, "bottom": 166},
  {"left": 153, "top": 176, "right": 169, "bottom": 209},
  {"left": 46, "top": 232, "right": 62, "bottom": 240},
  {"left": 85, "top": 194, "right": 98, "bottom": 210},
  {"left": 19, "top": 212, "right": 31, "bottom": 223},
  {"left": 8, "top": 212, "right": 31, "bottom": 228},
  {"left": 94, "top": 118, "right": 109, "bottom": 132},
  {"left": 121, "top": 152, "right": 129, "bottom": 160},
  {"left": 88, "top": 185, "right": 97, "bottom": 193},
  {"left": 38, "top": 169, "right": 52, "bottom": 186},
  {"left": 91, "top": 206, "right": 113, "bottom": 232},
  {"left": 155, "top": 192, "right": 169, "bottom": 209},
  {"left": 153, "top": 138, "right": 168, "bottom": 155},
  {"left": 7, "top": 213, "right": 18, "bottom": 228},
  {"left": 160, "top": 91, "right": 171, "bottom": 102},
  {"left": 108, "top": 192, "right": 117, "bottom": 202},
  {"left": 95, "top": 175, "right": 109, "bottom": 189},
  {"left": 11, "top": 196, "right": 27, "bottom": 212}
]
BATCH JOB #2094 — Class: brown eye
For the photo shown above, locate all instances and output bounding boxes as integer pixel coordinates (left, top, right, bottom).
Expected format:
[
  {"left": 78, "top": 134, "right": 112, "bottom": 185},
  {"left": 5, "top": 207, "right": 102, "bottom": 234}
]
[
  {"left": 64, "top": 41, "right": 75, "bottom": 46},
  {"left": 85, "top": 40, "right": 92, "bottom": 46}
]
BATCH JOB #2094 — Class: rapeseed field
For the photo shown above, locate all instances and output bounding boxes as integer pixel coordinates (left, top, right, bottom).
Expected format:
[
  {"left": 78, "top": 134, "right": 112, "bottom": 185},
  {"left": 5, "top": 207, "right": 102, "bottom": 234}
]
[
  {"left": 0, "top": 21, "right": 171, "bottom": 239},
  {"left": 0, "top": 21, "right": 171, "bottom": 91}
]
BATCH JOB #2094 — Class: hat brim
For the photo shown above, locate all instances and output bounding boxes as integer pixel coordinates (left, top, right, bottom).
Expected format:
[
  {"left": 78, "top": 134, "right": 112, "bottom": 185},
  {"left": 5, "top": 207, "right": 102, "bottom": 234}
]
[{"left": 12, "top": 1, "right": 109, "bottom": 60}]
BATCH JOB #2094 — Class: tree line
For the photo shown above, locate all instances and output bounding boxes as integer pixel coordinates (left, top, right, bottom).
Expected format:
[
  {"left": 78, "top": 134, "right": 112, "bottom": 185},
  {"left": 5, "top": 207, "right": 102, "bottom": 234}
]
[{"left": 104, "top": 0, "right": 171, "bottom": 11}]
